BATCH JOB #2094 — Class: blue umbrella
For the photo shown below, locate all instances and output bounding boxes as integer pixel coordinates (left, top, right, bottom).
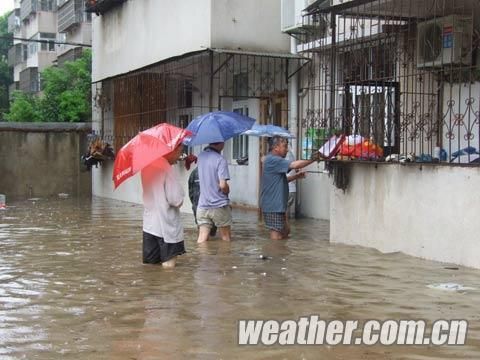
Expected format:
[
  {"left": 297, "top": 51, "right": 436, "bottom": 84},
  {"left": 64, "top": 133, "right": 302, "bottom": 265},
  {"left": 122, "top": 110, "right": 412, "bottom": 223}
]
[
  {"left": 242, "top": 124, "right": 295, "bottom": 138},
  {"left": 183, "top": 111, "right": 256, "bottom": 146}
]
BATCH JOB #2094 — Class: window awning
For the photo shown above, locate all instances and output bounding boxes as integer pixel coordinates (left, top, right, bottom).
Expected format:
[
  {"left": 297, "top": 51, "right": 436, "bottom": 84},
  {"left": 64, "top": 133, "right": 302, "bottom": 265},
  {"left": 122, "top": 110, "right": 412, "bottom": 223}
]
[
  {"left": 208, "top": 48, "right": 311, "bottom": 80},
  {"left": 208, "top": 47, "right": 310, "bottom": 61},
  {"left": 306, "top": 0, "right": 478, "bottom": 19}
]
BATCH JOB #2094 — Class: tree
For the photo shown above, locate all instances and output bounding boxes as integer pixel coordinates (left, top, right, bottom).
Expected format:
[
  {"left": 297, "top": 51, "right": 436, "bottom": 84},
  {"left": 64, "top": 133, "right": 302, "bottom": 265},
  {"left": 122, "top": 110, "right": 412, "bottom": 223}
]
[
  {"left": 0, "top": 12, "right": 12, "bottom": 118},
  {"left": 6, "top": 49, "right": 92, "bottom": 122},
  {"left": 4, "top": 91, "right": 41, "bottom": 122}
]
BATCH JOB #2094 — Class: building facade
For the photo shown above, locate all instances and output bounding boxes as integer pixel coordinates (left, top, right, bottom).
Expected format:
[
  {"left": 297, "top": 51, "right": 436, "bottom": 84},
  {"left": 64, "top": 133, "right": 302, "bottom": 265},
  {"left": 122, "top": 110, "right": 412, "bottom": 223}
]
[
  {"left": 7, "top": 0, "right": 91, "bottom": 95},
  {"left": 289, "top": 0, "right": 480, "bottom": 268},
  {"left": 89, "top": 0, "right": 305, "bottom": 213}
]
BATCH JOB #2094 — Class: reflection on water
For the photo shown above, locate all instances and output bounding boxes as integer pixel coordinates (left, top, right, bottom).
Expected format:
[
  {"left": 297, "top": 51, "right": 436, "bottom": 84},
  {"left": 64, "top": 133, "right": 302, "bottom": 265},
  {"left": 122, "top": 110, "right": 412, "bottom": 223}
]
[{"left": 0, "top": 197, "right": 479, "bottom": 359}]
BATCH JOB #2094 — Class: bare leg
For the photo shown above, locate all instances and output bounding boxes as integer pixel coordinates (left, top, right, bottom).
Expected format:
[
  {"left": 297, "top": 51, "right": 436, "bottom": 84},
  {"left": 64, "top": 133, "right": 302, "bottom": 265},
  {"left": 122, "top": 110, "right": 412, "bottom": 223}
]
[
  {"left": 218, "top": 226, "right": 231, "bottom": 241},
  {"left": 285, "top": 212, "right": 291, "bottom": 238},
  {"left": 197, "top": 225, "right": 211, "bottom": 244},
  {"left": 270, "top": 230, "right": 284, "bottom": 240},
  {"left": 162, "top": 256, "right": 177, "bottom": 268}
]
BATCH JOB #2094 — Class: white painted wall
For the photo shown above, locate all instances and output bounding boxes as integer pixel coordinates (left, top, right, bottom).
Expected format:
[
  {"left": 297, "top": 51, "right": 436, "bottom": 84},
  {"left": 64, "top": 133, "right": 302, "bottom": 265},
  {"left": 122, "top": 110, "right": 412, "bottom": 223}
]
[
  {"left": 90, "top": 0, "right": 290, "bottom": 209},
  {"left": 92, "top": 0, "right": 212, "bottom": 82},
  {"left": 37, "top": 11, "right": 57, "bottom": 34},
  {"left": 92, "top": 0, "right": 290, "bottom": 82},
  {"left": 58, "top": 23, "right": 92, "bottom": 57},
  {"left": 13, "top": 63, "right": 25, "bottom": 82},
  {"left": 37, "top": 52, "right": 58, "bottom": 71},
  {"left": 297, "top": 164, "right": 331, "bottom": 220},
  {"left": 330, "top": 163, "right": 480, "bottom": 269},
  {"left": 24, "top": 12, "right": 57, "bottom": 38},
  {"left": 25, "top": 52, "right": 57, "bottom": 71},
  {"left": 211, "top": 0, "right": 290, "bottom": 52},
  {"left": 66, "top": 22, "right": 92, "bottom": 44}
]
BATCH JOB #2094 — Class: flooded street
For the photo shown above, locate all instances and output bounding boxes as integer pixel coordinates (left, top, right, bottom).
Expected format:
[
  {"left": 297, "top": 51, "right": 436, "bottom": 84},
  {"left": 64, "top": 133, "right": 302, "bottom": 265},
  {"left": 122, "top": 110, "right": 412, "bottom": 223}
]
[{"left": 0, "top": 197, "right": 479, "bottom": 359}]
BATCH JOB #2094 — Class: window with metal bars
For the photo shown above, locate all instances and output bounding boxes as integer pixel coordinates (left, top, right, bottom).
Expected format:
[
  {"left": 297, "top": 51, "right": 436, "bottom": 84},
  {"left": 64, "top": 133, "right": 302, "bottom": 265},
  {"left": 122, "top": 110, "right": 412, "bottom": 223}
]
[{"left": 232, "top": 106, "right": 249, "bottom": 160}]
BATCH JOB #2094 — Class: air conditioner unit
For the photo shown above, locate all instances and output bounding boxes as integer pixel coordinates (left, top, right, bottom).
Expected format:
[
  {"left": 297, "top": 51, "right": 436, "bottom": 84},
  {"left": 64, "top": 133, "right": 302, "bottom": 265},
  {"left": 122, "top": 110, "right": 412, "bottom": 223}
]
[{"left": 417, "top": 15, "right": 473, "bottom": 68}]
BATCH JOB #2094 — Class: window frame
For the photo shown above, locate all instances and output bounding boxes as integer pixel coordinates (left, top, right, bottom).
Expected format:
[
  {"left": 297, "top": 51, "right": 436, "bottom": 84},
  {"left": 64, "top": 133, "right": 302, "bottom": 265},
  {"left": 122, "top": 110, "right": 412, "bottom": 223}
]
[{"left": 231, "top": 104, "right": 249, "bottom": 161}]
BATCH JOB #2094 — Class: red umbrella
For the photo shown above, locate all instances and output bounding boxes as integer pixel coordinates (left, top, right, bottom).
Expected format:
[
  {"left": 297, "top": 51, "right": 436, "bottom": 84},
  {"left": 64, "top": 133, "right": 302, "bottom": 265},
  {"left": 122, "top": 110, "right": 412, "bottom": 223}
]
[{"left": 112, "top": 123, "right": 192, "bottom": 189}]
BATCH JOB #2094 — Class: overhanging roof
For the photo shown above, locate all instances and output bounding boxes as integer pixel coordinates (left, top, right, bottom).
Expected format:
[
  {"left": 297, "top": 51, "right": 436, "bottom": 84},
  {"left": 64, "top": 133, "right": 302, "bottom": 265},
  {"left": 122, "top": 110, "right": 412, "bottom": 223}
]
[
  {"left": 208, "top": 48, "right": 310, "bottom": 61},
  {"left": 307, "top": 0, "right": 478, "bottom": 19}
]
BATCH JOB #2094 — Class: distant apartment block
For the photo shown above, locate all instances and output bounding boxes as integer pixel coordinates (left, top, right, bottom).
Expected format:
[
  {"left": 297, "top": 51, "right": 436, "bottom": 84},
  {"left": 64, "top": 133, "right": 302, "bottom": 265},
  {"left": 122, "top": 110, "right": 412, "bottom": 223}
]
[{"left": 7, "top": 0, "right": 92, "bottom": 96}]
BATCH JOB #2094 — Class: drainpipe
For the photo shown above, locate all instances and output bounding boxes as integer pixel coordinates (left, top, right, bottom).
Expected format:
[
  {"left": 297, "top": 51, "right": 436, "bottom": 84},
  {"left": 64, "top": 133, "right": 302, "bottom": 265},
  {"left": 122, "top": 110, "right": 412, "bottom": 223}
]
[
  {"left": 289, "top": 37, "right": 299, "bottom": 158},
  {"left": 289, "top": 36, "right": 300, "bottom": 218},
  {"left": 209, "top": 50, "right": 214, "bottom": 111}
]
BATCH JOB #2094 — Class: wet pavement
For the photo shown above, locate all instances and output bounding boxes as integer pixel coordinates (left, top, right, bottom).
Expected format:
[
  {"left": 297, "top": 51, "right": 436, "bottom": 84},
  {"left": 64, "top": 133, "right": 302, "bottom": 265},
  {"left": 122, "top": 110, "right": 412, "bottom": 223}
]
[{"left": 0, "top": 197, "right": 479, "bottom": 359}]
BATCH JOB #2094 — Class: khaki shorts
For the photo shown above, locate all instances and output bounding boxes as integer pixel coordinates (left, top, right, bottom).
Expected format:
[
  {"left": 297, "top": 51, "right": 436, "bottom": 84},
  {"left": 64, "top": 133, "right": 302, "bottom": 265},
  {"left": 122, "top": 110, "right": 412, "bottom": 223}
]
[{"left": 197, "top": 205, "right": 232, "bottom": 228}]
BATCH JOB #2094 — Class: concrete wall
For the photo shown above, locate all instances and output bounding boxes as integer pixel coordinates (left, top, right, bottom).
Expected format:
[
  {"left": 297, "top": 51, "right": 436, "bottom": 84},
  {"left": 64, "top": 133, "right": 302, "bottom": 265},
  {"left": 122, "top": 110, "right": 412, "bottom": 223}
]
[
  {"left": 92, "top": 0, "right": 290, "bottom": 82},
  {"left": 211, "top": 0, "right": 289, "bottom": 52},
  {"left": 297, "top": 165, "right": 332, "bottom": 220},
  {"left": 0, "top": 123, "right": 92, "bottom": 200},
  {"left": 330, "top": 163, "right": 480, "bottom": 269},
  {"left": 24, "top": 12, "right": 57, "bottom": 39},
  {"left": 37, "top": 11, "right": 57, "bottom": 34},
  {"left": 37, "top": 51, "right": 59, "bottom": 71},
  {"left": 92, "top": 0, "right": 212, "bottom": 81},
  {"left": 59, "top": 22, "right": 92, "bottom": 58}
]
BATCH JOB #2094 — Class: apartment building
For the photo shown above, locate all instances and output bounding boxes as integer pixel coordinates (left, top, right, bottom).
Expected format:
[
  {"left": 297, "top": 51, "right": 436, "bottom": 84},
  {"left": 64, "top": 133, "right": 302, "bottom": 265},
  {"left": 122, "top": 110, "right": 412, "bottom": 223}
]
[
  {"left": 88, "top": 0, "right": 302, "bottom": 211},
  {"left": 7, "top": 0, "right": 91, "bottom": 95}
]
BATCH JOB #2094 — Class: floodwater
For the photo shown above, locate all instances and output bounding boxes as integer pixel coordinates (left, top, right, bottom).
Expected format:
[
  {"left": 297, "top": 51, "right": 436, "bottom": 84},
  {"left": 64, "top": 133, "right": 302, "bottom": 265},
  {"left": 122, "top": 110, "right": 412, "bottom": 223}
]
[{"left": 0, "top": 197, "right": 479, "bottom": 360}]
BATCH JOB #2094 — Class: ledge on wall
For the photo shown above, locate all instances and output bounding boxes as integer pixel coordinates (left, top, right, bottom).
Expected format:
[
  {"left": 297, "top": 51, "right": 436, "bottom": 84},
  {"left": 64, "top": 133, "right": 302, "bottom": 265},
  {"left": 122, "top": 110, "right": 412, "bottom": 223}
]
[{"left": 0, "top": 122, "right": 92, "bottom": 133}]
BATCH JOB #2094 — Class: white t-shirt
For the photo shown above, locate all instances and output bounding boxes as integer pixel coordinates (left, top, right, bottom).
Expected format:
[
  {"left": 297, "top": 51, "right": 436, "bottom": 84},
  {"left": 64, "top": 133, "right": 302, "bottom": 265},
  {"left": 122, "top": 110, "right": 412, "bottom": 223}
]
[
  {"left": 142, "top": 164, "right": 184, "bottom": 243},
  {"left": 286, "top": 150, "right": 296, "bottom": 193}
]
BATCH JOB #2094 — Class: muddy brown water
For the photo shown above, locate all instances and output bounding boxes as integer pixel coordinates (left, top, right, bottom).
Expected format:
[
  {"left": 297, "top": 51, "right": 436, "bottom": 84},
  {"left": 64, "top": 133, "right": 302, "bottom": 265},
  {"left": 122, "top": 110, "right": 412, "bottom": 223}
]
[{"left": 0, "top": 197, "right": 479, "bottom": 359}]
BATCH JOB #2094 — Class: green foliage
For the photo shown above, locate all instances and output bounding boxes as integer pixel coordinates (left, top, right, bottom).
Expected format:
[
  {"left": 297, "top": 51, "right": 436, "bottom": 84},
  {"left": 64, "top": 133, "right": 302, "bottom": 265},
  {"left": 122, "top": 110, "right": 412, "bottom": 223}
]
[
  {"left": 4, "top": 91, "right": 41, "bottom": 122},
  {"left": 6, "top": 49, "right": 92, "bottom": 122},
  {"left": 0, "top": 13, "right": 12, "bottom": 118}
]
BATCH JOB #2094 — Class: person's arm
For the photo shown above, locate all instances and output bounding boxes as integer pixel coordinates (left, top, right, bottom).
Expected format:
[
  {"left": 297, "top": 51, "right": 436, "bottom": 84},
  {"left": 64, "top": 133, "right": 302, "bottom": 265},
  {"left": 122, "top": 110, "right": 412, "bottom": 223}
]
[
  {"left": 217, "top": 157, "right": 230, "bottom": 195},
  {"left": 289, "top": 159, "right": 315, "bottom": 170},
  {"left": 219, "top": 179, "right": 230, "bottom": 195},
  {"left": 287, "top": 171, "right": 306, "bottom": 182},
  {"left": 289, "top": 152, "right": 321, "bottom": 170}
]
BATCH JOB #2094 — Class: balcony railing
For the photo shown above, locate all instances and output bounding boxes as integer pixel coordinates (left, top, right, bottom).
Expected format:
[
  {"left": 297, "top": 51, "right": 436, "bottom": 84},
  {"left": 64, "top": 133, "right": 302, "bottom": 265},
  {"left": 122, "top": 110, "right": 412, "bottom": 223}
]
[
  {"left": 58, "top": 47, "right": 84, "bottom": 66},
  {"left": 7, "top": 10, "right": 20, "bottom": 33},
  {"left": 8, "top": 44, "right": 23, "bottom": 67},
  {"left": 19, "top": 67, "right": 39, "bottom": 93},
  {"left": 85, "top": 0, "right": 127, "bottom": 15},
  {"left": 58, "top": 0, "right": 85, "bottom": 33},
  {"left": 20, "top": 0, "right": 56, "bottom": 21},
  {"left": 20, "top": 0, "right": 36, "bottom": 21}
]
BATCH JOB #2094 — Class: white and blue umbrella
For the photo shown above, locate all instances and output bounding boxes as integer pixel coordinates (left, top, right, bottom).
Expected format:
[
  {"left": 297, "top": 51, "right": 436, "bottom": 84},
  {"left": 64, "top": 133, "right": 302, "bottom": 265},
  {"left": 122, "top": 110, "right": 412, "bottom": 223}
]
[
  {"left": 183, "top": 111, "right": 256, "bottom": 146},
  {"left": 242, "top": 124, "right": 295, "bottom": 139}
]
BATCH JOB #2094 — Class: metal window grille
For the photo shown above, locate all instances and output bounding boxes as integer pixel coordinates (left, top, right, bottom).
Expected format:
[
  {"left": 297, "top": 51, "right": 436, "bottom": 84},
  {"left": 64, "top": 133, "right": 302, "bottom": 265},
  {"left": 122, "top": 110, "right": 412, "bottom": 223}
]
[
  {"left": 92, "top": 49, "right": 306, "bottom": 152},
  {"left": 298, "top": 0, "right": 480, "bottom": 165}
]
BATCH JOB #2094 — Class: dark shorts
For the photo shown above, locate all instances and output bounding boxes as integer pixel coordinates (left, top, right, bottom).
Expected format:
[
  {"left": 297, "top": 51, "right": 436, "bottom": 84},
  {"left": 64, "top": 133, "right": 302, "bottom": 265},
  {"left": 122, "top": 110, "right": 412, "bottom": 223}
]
[
  {"left": 263, "top": 212, "right": 286, "bottom": 233},
  {"left": 143, "top": 232, "right": 186, "bottom": 264}
]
